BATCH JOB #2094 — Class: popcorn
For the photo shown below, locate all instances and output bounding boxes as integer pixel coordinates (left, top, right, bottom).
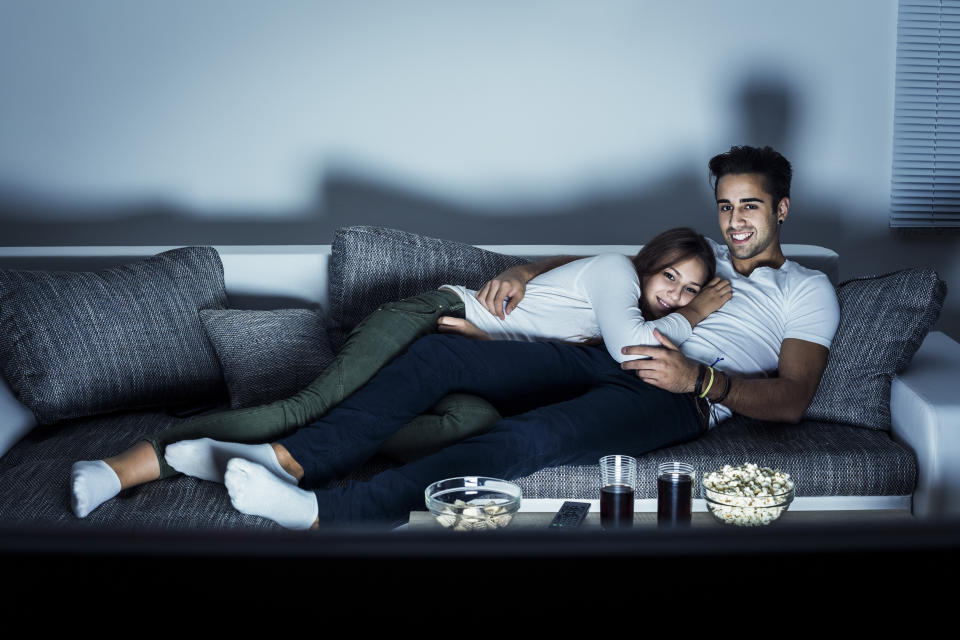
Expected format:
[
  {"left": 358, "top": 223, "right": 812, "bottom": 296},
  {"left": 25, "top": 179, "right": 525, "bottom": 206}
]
[{"left": 703, "top": 463, "right": 794, "bottom": 526}]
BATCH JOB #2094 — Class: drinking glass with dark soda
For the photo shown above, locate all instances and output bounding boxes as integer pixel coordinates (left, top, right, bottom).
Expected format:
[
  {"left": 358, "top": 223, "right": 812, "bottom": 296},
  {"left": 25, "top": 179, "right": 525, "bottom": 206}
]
[
  {"left": 657, "top": 461, "right": 694, "bottom": 527},
  {"left": 599, "top": 455, "right": 637, "bottom": 530}
]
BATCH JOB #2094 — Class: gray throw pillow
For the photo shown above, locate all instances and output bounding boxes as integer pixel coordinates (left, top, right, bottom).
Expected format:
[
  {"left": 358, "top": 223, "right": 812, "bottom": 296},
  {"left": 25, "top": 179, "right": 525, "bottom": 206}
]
[
  {"left": 327, "top": 226, "right": 529, "bottom": 348},
  {"left": 200, "top": 309, "right": 335, "bottom": 409},
  {"left": 0, "top": 246, "right": 229, "bottom": 425},
  {"left": 803, "top": 267, "right": 947, "bottom": 430}
]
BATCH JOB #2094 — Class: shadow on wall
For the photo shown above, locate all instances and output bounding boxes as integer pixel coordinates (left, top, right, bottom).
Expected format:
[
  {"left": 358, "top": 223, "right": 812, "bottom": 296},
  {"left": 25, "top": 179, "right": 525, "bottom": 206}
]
[
  {"left": 0, "top": 165, "right": 717, "bottom": 247},
  {"left": 0, "top": 73, "right": 956, "bottom": 336},
  {"left": 0, "top": 71, "right": 806, "bottom": 247}
]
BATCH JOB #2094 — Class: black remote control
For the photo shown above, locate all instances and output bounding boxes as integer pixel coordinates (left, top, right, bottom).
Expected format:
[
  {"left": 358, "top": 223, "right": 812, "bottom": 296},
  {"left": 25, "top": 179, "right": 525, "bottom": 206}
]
[{"left": 549, "top": 501, "right": 591, "bottom": 529}]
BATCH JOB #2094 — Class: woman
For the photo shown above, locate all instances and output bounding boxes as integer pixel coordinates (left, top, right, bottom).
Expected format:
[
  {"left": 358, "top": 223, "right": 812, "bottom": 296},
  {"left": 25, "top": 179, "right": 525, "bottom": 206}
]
[{"left": 71, "top": 227, "right": 730, "bottom": 518}]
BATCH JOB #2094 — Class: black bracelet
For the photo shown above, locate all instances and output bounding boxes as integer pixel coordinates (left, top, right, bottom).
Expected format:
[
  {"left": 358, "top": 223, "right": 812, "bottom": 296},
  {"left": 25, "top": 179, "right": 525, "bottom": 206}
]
[
  {"left": 714, "top": 372, "right": 732, "bottom": 404},
  {"left": 694, "top": 364, "right": 707, "bottom": 397}
]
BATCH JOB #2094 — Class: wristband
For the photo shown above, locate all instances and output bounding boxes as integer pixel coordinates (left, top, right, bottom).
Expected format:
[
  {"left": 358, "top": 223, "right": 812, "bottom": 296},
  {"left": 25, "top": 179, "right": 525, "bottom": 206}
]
[
  {"left": 699, "top": 366, "right": 715, "bottom": 399},
  {"left": 714, "top": 372, "right": 732, "bottom": 404},
  {"left": 694, "top": 364, "right": 707, "bottom": 397}
]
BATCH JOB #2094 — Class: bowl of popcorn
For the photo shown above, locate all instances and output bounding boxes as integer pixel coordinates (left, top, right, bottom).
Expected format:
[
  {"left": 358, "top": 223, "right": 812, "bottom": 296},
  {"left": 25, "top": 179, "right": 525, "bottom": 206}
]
[
  {"left": 425, "top": 476, "right": 522, "bottom": 531},
  {"left": 702, "top": 463, "right": 795, "bottom": 527}
]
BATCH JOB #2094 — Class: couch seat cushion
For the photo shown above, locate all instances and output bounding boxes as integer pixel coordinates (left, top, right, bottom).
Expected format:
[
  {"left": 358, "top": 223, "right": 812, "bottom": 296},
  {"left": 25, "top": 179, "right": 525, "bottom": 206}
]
[
  {"left": 0, "top": 413, "right": 917, "bottom": 529},
  {"left": 0, "top": 409, "right": 402, "bottom": 529},
  {"left": 0, "top": 410, "right": 282, "bottom": 529},
  {"left": 512, "top": 416, "right": 918, "bottom": 499}
]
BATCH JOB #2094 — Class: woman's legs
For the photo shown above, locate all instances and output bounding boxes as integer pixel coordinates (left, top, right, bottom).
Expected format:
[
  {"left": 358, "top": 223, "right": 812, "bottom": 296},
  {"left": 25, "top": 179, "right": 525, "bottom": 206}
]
[
  {"left": 151, "top": 289, "right": 468, "bottom": 477},
  {"left": 163, "top": 393, "right": 502, "bottom": 484},
  {"left": 70, "top": 290, "right": 479, "bottom": 517},
  {"left": 378, "top": 393, "right": 501, "bottom": 463}
]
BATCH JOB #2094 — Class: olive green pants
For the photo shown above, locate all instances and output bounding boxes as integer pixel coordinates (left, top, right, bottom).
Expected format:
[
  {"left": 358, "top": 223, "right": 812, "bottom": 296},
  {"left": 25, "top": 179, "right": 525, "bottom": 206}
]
[{"left": 147, "top": 289, "right": 502, "bottom": 478}]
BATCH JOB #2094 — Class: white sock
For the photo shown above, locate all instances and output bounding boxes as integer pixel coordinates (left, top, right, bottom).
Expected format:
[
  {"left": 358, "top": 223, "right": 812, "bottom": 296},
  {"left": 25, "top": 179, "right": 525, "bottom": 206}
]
[
  {"left": 164, "top": 438, "right": 298, "bottom": 485},
  {"left": 71, "top": 460, "right": 122, "bottom": 518},
  {"left": 224, "top": 458, "right": 319, "bottom": 530}
]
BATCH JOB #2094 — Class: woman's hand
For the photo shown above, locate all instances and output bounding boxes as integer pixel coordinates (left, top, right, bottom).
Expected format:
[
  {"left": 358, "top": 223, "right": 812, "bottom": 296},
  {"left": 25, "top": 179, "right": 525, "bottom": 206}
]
[
  {"left": 680, "top": 278, "right": 732, "bottom": 326},
  {"left": 437, "top": 316, "right": 491, "bottom": 340}
]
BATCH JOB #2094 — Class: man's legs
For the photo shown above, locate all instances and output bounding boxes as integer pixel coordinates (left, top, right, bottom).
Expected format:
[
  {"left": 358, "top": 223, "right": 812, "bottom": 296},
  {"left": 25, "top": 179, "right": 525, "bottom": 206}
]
[
  {"left": 276, "top": 334, "right": 607, "bottom": 484},
  {"left": 305, "top": 369, "right": 701, "bottom": 524},
  {"left": 233, "top": 334, "right": 702, "bottom": 525}
]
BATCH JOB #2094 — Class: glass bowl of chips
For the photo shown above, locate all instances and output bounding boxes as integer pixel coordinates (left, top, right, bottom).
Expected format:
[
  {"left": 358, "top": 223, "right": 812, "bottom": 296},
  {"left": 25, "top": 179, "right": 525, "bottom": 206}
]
[{"left": 425, "top": 477, "right": 522, "bottom": 531}]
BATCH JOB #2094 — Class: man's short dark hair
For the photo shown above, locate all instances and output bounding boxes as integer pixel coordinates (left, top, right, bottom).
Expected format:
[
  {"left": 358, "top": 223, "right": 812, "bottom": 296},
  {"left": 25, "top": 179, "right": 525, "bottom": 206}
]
[{"left": 708, "top": 146, "right": 792, "bottom": 207}]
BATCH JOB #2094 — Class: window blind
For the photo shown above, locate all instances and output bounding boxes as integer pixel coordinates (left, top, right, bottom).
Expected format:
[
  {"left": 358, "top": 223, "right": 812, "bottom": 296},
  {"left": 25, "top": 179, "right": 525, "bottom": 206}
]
[{"left": 892, "top": 0, "right": 960, "bottom": 227}]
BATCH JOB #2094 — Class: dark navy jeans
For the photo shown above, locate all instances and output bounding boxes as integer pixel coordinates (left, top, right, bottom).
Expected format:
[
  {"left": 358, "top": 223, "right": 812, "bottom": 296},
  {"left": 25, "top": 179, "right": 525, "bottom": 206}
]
[{"left": 278, "top": 334, "right": 703, "bottom": 524}]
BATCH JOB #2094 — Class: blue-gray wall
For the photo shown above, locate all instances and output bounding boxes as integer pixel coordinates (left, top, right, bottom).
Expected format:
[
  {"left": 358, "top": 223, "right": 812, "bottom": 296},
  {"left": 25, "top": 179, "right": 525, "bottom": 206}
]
[{"left": 2, "top": 1, "right": 957, "bottom": 337}]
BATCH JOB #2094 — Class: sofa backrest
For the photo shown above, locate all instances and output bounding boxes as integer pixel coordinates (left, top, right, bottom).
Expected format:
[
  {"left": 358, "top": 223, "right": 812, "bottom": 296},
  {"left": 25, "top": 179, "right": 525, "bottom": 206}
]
[{"left": 0, "top": 244, "right": 839, "bottom": 313}]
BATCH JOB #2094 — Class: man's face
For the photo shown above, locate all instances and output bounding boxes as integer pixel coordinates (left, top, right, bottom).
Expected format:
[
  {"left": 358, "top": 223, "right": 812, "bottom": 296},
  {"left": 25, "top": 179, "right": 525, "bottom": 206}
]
[{"left": 715, "top": 172, "right": 786, "bottom": 264}]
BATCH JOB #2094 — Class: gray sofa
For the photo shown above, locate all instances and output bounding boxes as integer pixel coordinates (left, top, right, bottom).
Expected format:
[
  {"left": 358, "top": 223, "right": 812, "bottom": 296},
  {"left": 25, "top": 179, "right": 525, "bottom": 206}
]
[{"left": 0, "top": 226, "right": 954, "bottom": 531}]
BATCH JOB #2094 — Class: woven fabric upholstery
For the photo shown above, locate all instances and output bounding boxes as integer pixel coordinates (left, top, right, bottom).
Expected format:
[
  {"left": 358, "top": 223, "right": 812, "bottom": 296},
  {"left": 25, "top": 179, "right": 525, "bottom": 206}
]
[
  {"left": 0, "top": 409, "right": 280, "bottom": 529},
  {"left": 327, "top": 226, "right": 529, "bottom": 348},
  {"left": 0, "top": 409, "right": 400, "bottom": 529},
  {"left": 200, "top": 309, "right": 335, "bottom": 409},
  {"left": 512, "top": 416, "right": 917, "bottom": 499},
  {"left": 0, "top": 413, "right": 916, "bottom": 527},
  {"left": 0, "top": 247, "right": 229, "bottom": 425},
  {"left": 803, "top": 268, "right": 946, "bottom": 430}
]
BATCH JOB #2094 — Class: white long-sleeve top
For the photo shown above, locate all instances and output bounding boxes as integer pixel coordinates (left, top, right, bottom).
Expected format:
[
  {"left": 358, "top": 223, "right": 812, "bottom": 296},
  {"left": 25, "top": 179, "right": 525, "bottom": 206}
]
[{"left": 441, "top": 253, "right": 693, "bottom": 363}]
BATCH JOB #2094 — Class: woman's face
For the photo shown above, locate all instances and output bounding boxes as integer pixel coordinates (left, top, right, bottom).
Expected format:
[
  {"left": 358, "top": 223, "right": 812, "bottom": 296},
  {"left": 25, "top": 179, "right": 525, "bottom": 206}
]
[{"left": 641, "top": 256, "right": 708, "bottom": 318}]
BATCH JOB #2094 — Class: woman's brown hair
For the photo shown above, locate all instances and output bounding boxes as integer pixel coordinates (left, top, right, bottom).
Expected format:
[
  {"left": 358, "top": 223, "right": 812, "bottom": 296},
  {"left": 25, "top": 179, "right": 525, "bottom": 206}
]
[{"left": 632, "top": 227, "right": 715, "bottom": 318}]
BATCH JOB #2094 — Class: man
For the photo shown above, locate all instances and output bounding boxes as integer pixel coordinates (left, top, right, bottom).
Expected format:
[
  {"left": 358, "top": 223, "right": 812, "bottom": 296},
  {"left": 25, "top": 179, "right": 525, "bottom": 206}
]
[
  {"left": 181, "top": 145, "right": 840, "bottom": 528},
  {"left": 479, "top": 144, "right": 840, "bottom": 425}
]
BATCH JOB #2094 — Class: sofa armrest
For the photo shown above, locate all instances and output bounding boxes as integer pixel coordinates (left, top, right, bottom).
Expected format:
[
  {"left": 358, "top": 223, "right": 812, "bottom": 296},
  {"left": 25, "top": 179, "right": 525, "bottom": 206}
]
[
  {"left": 890, "top": 331, "right": 960, "bottom": 517},
  {"left": 0, "top": 375, "right": 36, "bottom": 458}
]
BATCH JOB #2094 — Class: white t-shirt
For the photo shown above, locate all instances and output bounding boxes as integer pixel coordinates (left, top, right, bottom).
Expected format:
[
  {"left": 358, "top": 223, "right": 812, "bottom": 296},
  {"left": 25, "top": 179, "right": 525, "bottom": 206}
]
[
  {"left": 682, "top": 239, "right": 840, "bottom": 424},
  {"left": 442, "top": 253, "right": 693, "bottom": 363}
]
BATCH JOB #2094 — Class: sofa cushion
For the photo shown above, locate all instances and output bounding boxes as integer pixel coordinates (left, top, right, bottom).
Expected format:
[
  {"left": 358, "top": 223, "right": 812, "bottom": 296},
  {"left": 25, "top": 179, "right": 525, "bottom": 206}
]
[
  {"left": 512, "top": 416, "right": 918, "bottom": 499},
  {"left": 0, "top": 247, "right": 229, "bottom": 425},
  {"left": 0, "top": 411, "right": 916, "bottom": 528},
  {"left": 327, "top": 226, "right": 529, "bottom": 348},
  {"left": 0, "top": 408, "right": 393, "bottom": 529},
  {"left": 200, "top": 308, "right": 335, "bottom": 409},
  {"left": 0, "top": 409, "right": 281, "bottom": 530},
  {"left": 803, "top": 268, "right": 946, "bottom": 430}
]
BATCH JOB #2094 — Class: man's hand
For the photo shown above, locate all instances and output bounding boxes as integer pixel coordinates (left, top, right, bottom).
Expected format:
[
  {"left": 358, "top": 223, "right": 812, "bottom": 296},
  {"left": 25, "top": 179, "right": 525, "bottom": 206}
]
[
  {"left": 437, "top": 316, "right": 491, "bottom": 340},
  {"left": 626, "top": 333, "right": 830, "bottom": 423},
  {"left": 476, "top": 265, "right": 530, "bottom": 320},
  {"left": 619, "top": 330, "right": 700, "bottom": 393}
]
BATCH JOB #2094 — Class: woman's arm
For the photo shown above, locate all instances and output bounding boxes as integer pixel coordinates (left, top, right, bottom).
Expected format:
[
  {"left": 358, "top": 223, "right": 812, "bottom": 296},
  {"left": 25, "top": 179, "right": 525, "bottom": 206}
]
[
  {"left": 436, "top": 316, "right": 491, "bottom": 340},
  {"left": 673, "top": 278, "right": 733, "bottom": 328},
  {"left": 579, "top": 254, "right": 698, "bottom": 363}
]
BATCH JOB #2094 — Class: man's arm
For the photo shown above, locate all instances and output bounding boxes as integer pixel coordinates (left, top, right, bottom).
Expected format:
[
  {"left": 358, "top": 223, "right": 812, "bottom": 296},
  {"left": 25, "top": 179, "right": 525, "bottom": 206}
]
[
  {"left": 476, "top": 255, "right": 579, "bottom": 319},
  {"left": 621, "top": 331, "right": 829, "bottom": 424}
]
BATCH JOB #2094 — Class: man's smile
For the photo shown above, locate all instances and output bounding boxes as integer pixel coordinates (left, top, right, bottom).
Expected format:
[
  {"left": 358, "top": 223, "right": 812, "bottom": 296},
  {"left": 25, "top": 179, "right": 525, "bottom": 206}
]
[{"left": 728, "top": 230, "right": 755, "bottom": 244}]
